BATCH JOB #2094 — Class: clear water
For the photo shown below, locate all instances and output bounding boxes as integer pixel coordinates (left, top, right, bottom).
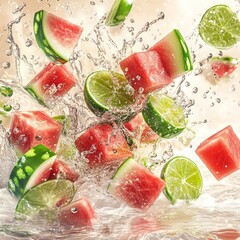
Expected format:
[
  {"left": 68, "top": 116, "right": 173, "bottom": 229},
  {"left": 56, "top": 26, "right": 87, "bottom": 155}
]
[{"left": 1, "top": 0, "right": 240, "bottom": 239}]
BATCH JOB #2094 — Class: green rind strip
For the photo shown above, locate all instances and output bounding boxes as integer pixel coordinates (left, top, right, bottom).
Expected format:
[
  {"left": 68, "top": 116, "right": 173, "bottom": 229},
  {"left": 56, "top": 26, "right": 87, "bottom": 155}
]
[
  {"left": 24, "top": 87, "right": 47, "bottom": 107},
  {"left": 8, "top": 144, "right": 56, "bottom": 198},
  {"left": 173, "top": 29, "right": 193, "bottom": 73},
  {"left": 34, "top": 10, "right": 67, "bottom": 63},
  {"left": 105, "top": 0, "right": 133, "bottom": 26}
]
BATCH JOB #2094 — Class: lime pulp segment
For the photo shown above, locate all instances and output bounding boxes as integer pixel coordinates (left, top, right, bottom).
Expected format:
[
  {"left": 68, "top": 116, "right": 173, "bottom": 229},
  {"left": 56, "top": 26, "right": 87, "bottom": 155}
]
[
  {"left": 16, "top": 179, "right": 75, "bottom": 217},
  {"left": 199, "top": 4, "right": 240, "bottom": 49},
  {"left": 142, "top": 94, "right": 187, "bottom": 138},
  {"left": 161, "top": 156, "right": 203, "bottom": 204},
  {"left": 105, "top": 0, "right": 134, "bottom": 26},
  {"left": 84, "top": 70, "right": 135, "bottom": 116}
]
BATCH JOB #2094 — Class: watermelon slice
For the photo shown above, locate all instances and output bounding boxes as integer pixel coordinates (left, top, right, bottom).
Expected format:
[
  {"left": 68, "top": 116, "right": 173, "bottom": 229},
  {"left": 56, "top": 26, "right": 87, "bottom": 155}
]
[
  {"left": 120, "top": 51, "right": 173, "bottom": 94},
  {"left": 48, "top": 159, "right": 79, "bottom": 182},
  {"left": 10, "top": 111, "right": 62, "bottom": 155},
  {"left": 108, "top": 158, "right": 165, "bottom": 210},
  {"left": 34, "top": 10, "right": 83, "bottom": 63},
  {"left": 210, "top": 57, "right": 238, "bottom": 78},
  {"left": 75, "top": 123, "right": 132, "bottom": 167},
  {"left": 57, "top": 197, "right": 95, "bottom": 227},
  {"left": 124, "top": 112, "right": 159, "bottom": 143},
  {"left": 149, "top": 29, "right": 193, "bottom": 79},
  {"left": 25, "top": 62, "right": 77, "bottom": 105},
  {"left": 8, "top": 144, "right": 56, "bottom": 198},
  {"left": 195, "top": 125, "right": 240, "bottom": 180}
]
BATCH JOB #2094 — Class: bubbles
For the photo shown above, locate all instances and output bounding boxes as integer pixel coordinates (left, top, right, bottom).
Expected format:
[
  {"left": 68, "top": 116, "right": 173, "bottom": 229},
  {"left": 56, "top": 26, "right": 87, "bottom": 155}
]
[
  {"left": 2, "top": 62, "right": 11, "bottom": 69},
  {"left": 71, "top": 207, "right": 78, "bottom": 213},
  {"left": 25, "top": 38, "right": 33, "bottom": 47},
  {"left": 192, "top": 87, "right": 198, "bottom": 93}
]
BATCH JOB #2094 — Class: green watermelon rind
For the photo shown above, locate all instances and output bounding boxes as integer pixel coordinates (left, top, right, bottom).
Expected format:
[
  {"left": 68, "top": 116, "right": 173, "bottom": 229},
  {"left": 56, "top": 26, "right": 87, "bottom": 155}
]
[
  {"left": 105, "top": 0, "right": 134, "bottom": 26},
  {"left": 210, "top": 56, "right": 238, "bottom": 65},
  {"left": 107, "top": 157, "right": 135, "bottom": 194},
  {"left": 34, "top": 10, "right": 73, "bottom": 63},
  {"left": 173, "top": 29, "right": 193, "bottom": 75},
  {"left": 8, "top": 144, "right": 56, "bottom": 198},
  {"left": 24, "top": 87, "right": 46, "bottom": 107}
]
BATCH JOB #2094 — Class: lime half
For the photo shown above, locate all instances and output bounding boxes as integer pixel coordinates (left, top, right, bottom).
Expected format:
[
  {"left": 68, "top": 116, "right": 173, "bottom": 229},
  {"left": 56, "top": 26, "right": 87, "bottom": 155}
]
[
  {"left": 161, "top": 156, "right": 203, "bottom": 204},
  {"left": 16, "top": 179, "right": 75, "bottom": 217},
  {"left": 105, "top": 0, "right": 134, "bottom": 26},
  {"left": 142, "top": 94, "right": 187, "bottom": 138},
  {"left": 199, "top": 5, "right": 240, "bottom": 49},
  {"left": 84, "top": 70, "right": 135, "bottom": 119}
]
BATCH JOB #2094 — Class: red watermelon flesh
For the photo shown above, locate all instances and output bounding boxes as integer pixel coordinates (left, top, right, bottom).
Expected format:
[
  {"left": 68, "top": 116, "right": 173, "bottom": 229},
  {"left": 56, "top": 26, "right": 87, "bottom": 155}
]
[
  {"left": 26, "top": 62, "right": 77, "bottom": 104},
  {"left": 195, "top": 125, "right": 240, "bottom": 180},
  {"left": 45, "top": 12, "right": 83, "bottom": 49},
  {"left": 48, "top": 159, "right": 79, "bottom": 182},
  {"left": 149, "top": 29, "right": 193, "bottom": 79},
  {"left": 75, "top": 123, "right": 132, "bottom": 167},
  {"left": 57, "top": 197, "right": 95, "bottom": 227},
  {"left": 120, "top": 51, "right": 173, "bottom": 94},
  {"left": 211, "top": 60, "right": 237, "bottom": 77},
  {"left": 124, "top": 113, "right": 159, "bottom": 143},
  {"left": 10, "top": 111, "right": 62, "bottom": 155},
  {"left": 108, "top": 158, "right": 165, "bottom": 210}
]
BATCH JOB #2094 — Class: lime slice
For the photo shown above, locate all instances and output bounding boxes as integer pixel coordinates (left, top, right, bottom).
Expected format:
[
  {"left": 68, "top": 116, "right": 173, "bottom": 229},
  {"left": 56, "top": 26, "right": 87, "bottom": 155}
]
[
  {"left": 105, "top": 0, "right": 134, "bottom": 26},
  {"left": 198, "top": 5, "right": 240, "bottom": 49},
  {"left": 16, "top": 179, "right": 75, "bottom": 217},
  {"left": 161, "top": 156, "right": 203, "bottom": 204},
  {"left": 142, "top": 94, "right": 187, "bottom": 138},
  {"left": 84, "top": 70, "right": 136, "bottom": 119}
]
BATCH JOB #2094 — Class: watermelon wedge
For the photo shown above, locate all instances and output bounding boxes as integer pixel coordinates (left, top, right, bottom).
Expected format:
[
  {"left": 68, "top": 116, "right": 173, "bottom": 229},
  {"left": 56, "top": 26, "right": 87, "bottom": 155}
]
[
  {"left": 108, "top": 158, "right": 165, "bottom": 210},
  {"left": 8, "top": 144, "right": 56, "bottom": 198},
  {"left": 9, "top": 111, "right": 62, "bottom": 155},
  {"left": 210, "top": 57, "right": 238, "bottom": 78},
  {"left": 57, "top": 197, "right": 95, "bottom": 227},
  {"left": 195, "top": 125, "right": 240, "bottom": 180},
  {"left": 124, "top": 113, "right": 159, "bottom": 143},
  {"left": 75, "top": 123, "right": 132, "bottom": 167},
  {"left": 120, "top": 51, "right": 173, "bottom": 94},
  {"left": 149, "top": 29, "right": 193, "bottom": 79},
  {"left": 25, "top": 62, "right": 77, "bottom": 105},
  {"left": 48, "top": 159, "right": 79, "bottom": 182},
  {"left": 34, "top": 10, "right": 83, "bottom": 63}
]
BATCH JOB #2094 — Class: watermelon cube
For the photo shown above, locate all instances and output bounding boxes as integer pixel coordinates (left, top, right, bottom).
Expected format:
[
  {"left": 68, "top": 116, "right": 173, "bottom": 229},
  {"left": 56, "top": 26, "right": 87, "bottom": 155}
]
[
  {"left": 25, "top": 62, "right": 77, "bottom": 105},
  {"left": 124, "top": 113, "right": 159, "bottom": 143},
  {"left": 75, "top": 123, "right": 132, "bottom": 167},
  {"left": 48, "top": 159, "right": 79, "bottom": 182},
  {"left": 120, "top": 51, "right": 173, "bottom": 94},
  {"left": 108, "top": 158, "right": 165, "bottom": 210},
  {"left": 10, "top": 111, "right": 62, "bottom": 155},
  {"left": 57, "top": 197, "right": 95, "bottom": 227},
  {"left": 149, "top": 29, "right": 193, "bottom": 79},
  {"left": 195, "top": 125, "right": 240, "bottom": 180}
]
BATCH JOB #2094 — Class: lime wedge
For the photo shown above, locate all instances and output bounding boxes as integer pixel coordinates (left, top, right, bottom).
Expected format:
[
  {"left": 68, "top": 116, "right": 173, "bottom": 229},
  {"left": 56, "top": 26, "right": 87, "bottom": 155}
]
[
  {"left": 161, "top": 156, "right": 203, "bottom": 204},
  {"left": 16, "top": 179, "right": 75, "bottom": 217},
  {"left": 84, "top": 70, "right": 136, "bottom": 119},
  {"left": 142, "top": 94, "right": 187, "bottom": 138},
  {"left": 198, "top": 5, "right": 240, "bottom": 49},
  {"left": 105, "top": 0, "right": 134, "bottom": 26}
]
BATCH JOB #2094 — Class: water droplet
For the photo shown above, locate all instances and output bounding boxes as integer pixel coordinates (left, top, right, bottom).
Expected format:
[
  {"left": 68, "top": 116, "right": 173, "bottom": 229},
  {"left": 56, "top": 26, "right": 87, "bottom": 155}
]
[
  {"left": 192, "top": 87, "right": 198, "bottom": 93},
  {"left": 5, "top": 49, "right": 12, "bottom": 56},
  {"left": 71, "top": 207, "right": 78, "bottom": 213},
  {"left": 0, "top": 86, "right": 13, "bottom": 97},
  {"left": 216, "top": 98, "right": 221, "bottom": 103},
  {"left": 210, "top": 102, "right": 214, "bottom": 107},
  {"left": 158, "top": 12, "right": 165, "bottom": 19},
  {"left": 3, "top": 104, "right": 12, "bottom": 112},
  {"left": 2, "top": 62, "right": 10, "bottom": 69},
  {"left": 130, "top": 18, "right": 134, "bottom": 23},
  {"left": 35, "top": 135, "right": 42, "bottom": 141},
  {"left": 113, "top": 149, "right": 118, "bottom": 154},
  {"left": 185, "top": 81, "right": 190, "bottom": 87},
  {"left": 194, "top": 67, "right": 203, "bottom": 76},
  {"left": 25, "top": 38, "right": 33, "bottom": 47},
  {"left": 90, "top": 1, "right": 95, "bottom": 5},
  {"left": 231, "top": 85, "right": 235, "bottom": 91},
  {"left": 13, "top": 103, "right": 20, "bottom": 110}
]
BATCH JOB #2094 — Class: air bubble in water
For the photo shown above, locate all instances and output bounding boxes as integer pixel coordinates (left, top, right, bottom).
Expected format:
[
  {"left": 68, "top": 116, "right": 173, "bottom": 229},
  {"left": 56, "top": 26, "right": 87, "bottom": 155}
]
[
  {"left": 90, "top": 1, "right": 95, "bottom": 5},
  {"left": 2, "top": 62, "right": 10, "bottom": 69},
  {"left": 216, "top": 98, "right": 221, "bottom": 103},
  {"left": 192, "top": 87, "right": 198, "bottom": 93},
  {"left": 25, "top": 39, "right": 33, "bottom": 47},
  {"left": 185, "top": 81, "right": 190, "bottom": 87},
  {"left": 5, "top": 49, "right": 12, "bottom": 56},
  {"left": 194, "top": 67, "right": 203, "bottom": 76}
]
